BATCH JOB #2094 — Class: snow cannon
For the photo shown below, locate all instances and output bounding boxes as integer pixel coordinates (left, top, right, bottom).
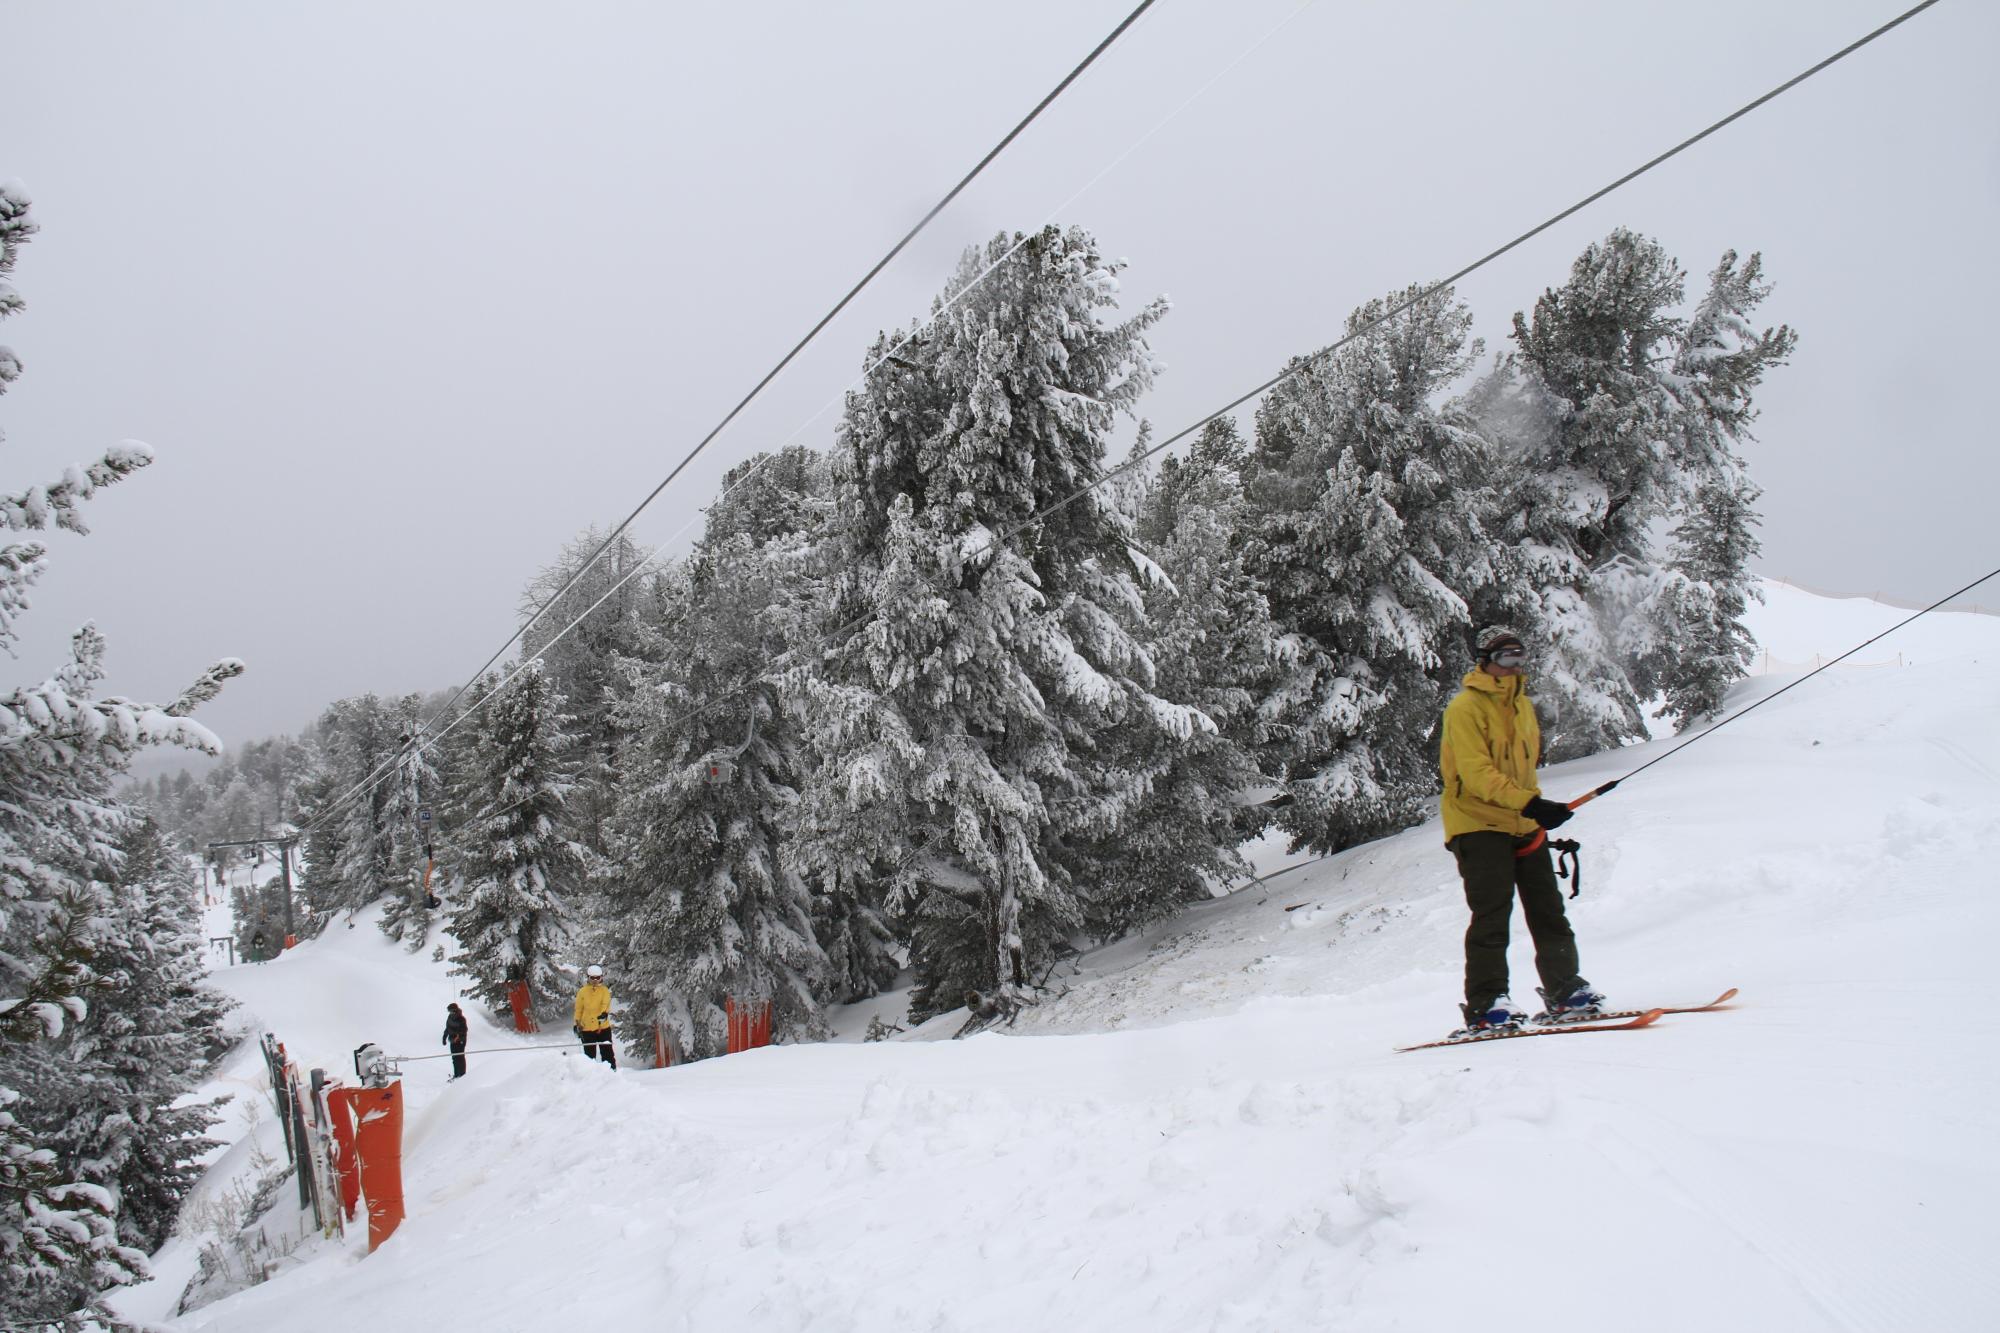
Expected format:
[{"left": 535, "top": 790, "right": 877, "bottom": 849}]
[
  {"left": 352, "top": 1042, "right": 393, "bottom": 1087},
  {"left": 346, "top": 1042, "right": 406, "bottom": 1251}
]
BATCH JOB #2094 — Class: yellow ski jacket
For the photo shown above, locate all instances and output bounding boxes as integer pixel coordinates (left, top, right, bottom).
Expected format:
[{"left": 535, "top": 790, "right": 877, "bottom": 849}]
[
  {"left": 574, "top": 982, "right": 613, "bottom": 1034},
  {"left": 1439, "top": 668, "right": 1544, "bottom": 842}
]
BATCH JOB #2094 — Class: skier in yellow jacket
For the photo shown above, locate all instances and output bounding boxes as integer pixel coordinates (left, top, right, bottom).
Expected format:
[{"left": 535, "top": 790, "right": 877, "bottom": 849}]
[
  {"left": 1439, "top": 626, "right": 1605, "bottom": 1033},
  {"left": 573, "top": 965, "right": 616, "bottom": 1068}
]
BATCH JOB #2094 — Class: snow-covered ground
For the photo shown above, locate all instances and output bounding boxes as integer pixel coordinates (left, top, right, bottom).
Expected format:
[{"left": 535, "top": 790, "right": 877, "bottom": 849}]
[{"left": 122, "top": 582, "right": 1999, "bottom": 1331}]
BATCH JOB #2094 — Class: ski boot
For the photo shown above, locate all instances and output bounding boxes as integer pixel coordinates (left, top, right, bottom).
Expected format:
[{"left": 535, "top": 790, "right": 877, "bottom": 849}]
[
  {"left": 1533, "top": 980, "right": 1607, "bottom": 1025},
  {"left": 1451, "top": 994, "right": 1526, "bottom": 1039}
]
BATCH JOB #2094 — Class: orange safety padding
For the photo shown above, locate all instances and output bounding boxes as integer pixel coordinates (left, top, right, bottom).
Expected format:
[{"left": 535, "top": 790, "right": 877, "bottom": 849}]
[
  {"left": 507, "top": 980, "right": 536, "bottom": 1034},
  {"left": 283, "top": 934, "right": 298, "bottom": 950},
  {"left": 654, "top": 1022, "right": 672, "bottom": 1068},
  {"left": 725, "top": 998, "right": 773, "bottom": 1054},
  {"left": 328, "top": 1088, "right": 362, "bottom": 1221},
  {"left": 350, "top": 1081, "right": 405, "bottom": 1252}
]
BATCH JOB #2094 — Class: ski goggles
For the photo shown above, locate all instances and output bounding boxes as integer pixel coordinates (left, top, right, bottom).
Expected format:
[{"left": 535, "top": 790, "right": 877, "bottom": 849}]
[{"left": 1487, "top": 644, "right": 1528, "bottom": 668}]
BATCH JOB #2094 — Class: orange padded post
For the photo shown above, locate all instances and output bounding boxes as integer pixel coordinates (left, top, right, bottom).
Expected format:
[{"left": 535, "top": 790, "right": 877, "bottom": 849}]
[
  {"left": 507, "top": 980, "right": 536, "bottom": 1033},
  {"left": 725, "top": 998, "right": 773, "bottom": 1053},
  {"left": 351, "top": 1081, "right": 406, "bottom": 1252}
]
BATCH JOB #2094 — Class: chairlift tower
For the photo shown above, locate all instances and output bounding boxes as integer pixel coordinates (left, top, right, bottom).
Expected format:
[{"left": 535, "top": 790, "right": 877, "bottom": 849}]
[{"left": 208, "top": 831, "right": 300, "bottom": 943}]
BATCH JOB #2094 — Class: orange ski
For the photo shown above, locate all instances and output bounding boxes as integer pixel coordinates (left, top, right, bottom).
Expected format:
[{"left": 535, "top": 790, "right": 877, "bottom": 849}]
[
  {"left": 1559, "top": 987, "right": 1739, "bottom": 1025},
  {"left": 1396, "top": 1007, "right": 1667, "bottom": 1053}
]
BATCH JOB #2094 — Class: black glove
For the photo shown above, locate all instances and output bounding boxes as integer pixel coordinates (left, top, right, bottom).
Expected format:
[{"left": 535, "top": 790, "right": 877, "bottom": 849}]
[
  {"left": 1522, "top": 795, "right": 1574, "bottom": 829},
  {"left": 572, "top": 1024, "right": 583, "bottom": 1039}
]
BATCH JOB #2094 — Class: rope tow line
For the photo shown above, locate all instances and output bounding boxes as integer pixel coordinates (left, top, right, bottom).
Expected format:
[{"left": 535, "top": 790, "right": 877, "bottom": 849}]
[
  {"left": 1559, "top": 562, "right": 2000, "bottom": 815},
  {"left": 392, "top": 1042, "right": 582, "bottom": 1063},
  {"left": 1278, "top": 560, "right": 1993, "bottom": 904}
]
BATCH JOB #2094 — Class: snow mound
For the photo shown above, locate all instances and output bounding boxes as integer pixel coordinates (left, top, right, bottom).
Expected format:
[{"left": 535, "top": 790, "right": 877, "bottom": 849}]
[{"left": 127, "top": 585, "right": 2000, "bottom": 1332}]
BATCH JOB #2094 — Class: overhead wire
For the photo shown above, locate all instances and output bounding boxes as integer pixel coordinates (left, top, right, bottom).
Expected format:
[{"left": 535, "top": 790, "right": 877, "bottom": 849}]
[
  {"left": 315, "top": 0, "right": 1945, "bottom": 835},
  {"left": 1004, "top": 0, "right": 1947, "bottom": 549},
  {"left": 303, "top": 0, "right": 1162, "bottom": 834},
  {"left": 308, "top": 0, "right": 1320, "bottom": 834},
  {"left": 392, "top": 1042, "right": 580, "bottom": 1063},
  {"left": 551, "top": 0, "right": 1951, "bottom": 760}
]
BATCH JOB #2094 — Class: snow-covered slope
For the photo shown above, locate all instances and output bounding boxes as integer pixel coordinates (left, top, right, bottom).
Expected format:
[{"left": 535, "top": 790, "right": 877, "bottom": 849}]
[{"left": 132, "top": 585, "right": 1999, "bottom": 1332}]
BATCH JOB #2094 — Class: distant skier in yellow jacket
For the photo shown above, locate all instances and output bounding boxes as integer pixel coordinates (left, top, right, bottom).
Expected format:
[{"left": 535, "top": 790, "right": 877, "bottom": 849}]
[
  {"left": 573, "top": 965, "right": 616, "bottom": 1068},
  {"left": 1439, "top": 626, "right": 1606, "bottom": 1034}
]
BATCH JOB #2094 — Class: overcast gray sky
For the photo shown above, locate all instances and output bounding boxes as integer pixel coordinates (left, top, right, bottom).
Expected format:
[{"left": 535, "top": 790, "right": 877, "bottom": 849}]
[{"left": 3, "top": 0, "right": 1994, "bottom": 747}]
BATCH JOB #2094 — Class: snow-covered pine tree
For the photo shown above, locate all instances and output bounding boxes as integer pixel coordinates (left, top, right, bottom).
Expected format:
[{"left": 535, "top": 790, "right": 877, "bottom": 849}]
[
  {"left": 293, "top": 740, "right": 348, "bottom": 924},
  {"left": 520, "top": 527, "right": 653, "bottom": 860},
  {"left": 14, "top": 818, "right": 232, "bottom": 1260},
  {"left": 1242, "top": 284, "right": 1493, "bottom": 851},
  {"left": 230, "top": 876, "right": 288, "bottom": 962},
  {"left": 1646, "top": 250, "right": 1794, "bottom": 724},
  {"left": 205, "top": 772, "right": 260, "bottom": 845},
  {"left": 590, "top": 533, "right": 826, "bottom": 1061},
  {"left": 324, "top": 694, "right": 396, "bottom": 916},
  {"left": 1664, "top": 251, "right": 1796, "bottom": 490},
  {"left": 168, "top": 768, "right": 207, "bottom": 840},
  {"left": 703, "top": 445, "right": 829, "bottom": 549},
  {"left": 1078, "top": 424, "right": 1278, "bottom": 933},
  {"left": 1469, "top": 234, "right": 1795, "bottom": 754},
  {"left": 0, "top": 181, "right": 241, "bottom": 1325},
  {"left": 448, "top": 660, "right": 584, "bottom": 1023},
  {"left": 425, "top": 672, "right": 493, "bottom": 939},
  {"left": 1660, "top": 463, "right": 1765, "bottom": 727},
  {"left": 802, "top": 225, "right": 1197, "bottom": 1021},
  {"left": 376, "top": 694, "right": 442, "bottom": 947},
  {"left": 1470, "top": 228, "right": 1690, "bottom": 759},
  {"left": 1136, "top": 416, "right": 1245, "bottom": 549},
  {"left": 704, "top": 448, "right": 903, "bottom": 1007}
]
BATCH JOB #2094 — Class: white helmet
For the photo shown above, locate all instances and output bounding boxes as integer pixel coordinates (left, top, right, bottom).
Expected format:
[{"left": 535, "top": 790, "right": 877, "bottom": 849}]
[{"left": 585, "top": 964, "right": 604, "bottom": 979}]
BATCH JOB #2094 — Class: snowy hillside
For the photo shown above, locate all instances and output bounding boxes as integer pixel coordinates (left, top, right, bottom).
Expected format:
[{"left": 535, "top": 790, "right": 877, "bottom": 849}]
[{"left": 123, "top": 582, "right": 1998, "bottom": 1332}]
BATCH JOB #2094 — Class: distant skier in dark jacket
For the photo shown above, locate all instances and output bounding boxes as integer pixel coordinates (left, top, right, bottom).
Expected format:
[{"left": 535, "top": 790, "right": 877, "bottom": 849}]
[{"left": 442, "top": 1002, "right": 469, "bottom": 1080}]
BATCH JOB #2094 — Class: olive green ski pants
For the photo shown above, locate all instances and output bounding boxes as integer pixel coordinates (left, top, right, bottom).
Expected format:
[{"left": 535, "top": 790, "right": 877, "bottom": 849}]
[{"left": 1449, "top": 830, "right": 1583, "bottom": 1012}]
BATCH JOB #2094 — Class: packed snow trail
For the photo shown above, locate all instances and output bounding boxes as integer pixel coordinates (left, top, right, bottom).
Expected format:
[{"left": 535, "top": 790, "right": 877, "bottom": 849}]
[{"left": 134, "top": 586, "right": 1999, "bottom": 1332}]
